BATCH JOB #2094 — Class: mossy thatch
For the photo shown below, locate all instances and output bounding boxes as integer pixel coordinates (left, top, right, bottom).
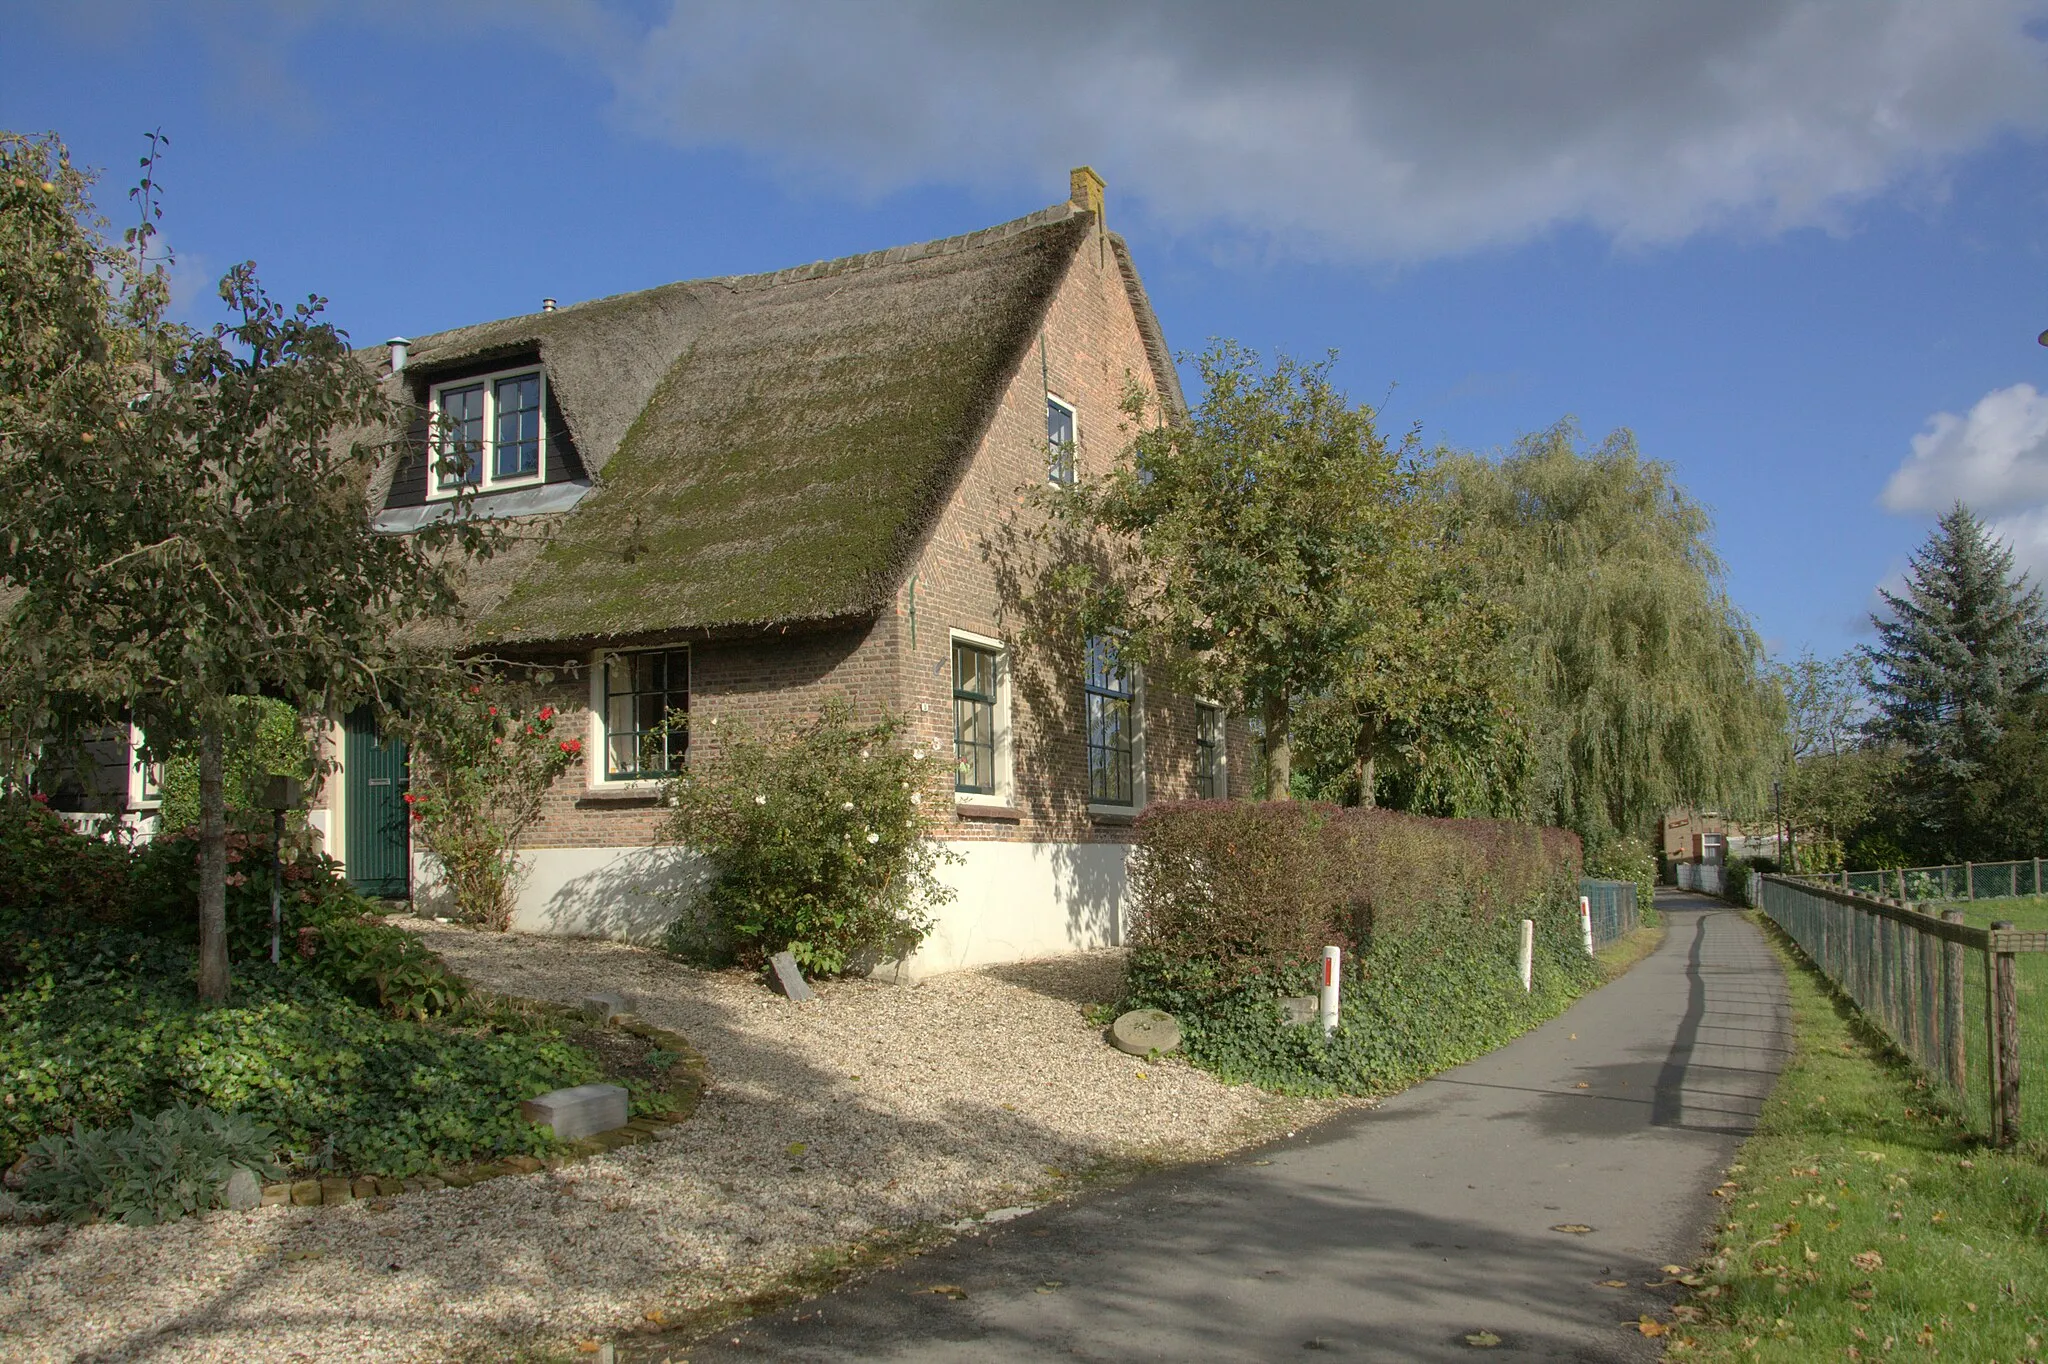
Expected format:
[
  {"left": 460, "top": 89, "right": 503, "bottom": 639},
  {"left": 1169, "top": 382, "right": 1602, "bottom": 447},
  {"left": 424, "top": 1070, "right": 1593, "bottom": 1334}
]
[{"left": 374, "top": 202, "right": 1172, "bottom": 645}]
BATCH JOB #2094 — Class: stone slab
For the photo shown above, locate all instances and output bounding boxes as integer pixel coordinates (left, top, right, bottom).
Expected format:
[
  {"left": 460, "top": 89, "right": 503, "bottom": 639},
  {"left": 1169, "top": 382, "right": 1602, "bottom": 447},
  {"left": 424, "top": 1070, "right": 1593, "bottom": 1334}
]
[
  {"left": 580, "top": 991, "right": 636, "bottom": 1023},
  {"left": 261, "top": 1183, "right": 290, "bottom": 1207},
  {"left": 290, "top": 1180, "right": 321, "bottom": 1207},
  {"left": 1109, "top": 1009, "right": 1182, "bottom": 1057},
  {"left": 767, "top": 950, "right": 814, "bottom": 1001},
  {"left": 522, "top": 1082, "right": 631, "bottom": 1142},
  {"left": 1279, "top": 995, "right": 1319, "bottom": 1027},
  {"left": 219, "top": 1167, "right": 261, "bottom": 1211},
  {"left": 319, "top": 1177, "right": 353, "bottom": 1205}
]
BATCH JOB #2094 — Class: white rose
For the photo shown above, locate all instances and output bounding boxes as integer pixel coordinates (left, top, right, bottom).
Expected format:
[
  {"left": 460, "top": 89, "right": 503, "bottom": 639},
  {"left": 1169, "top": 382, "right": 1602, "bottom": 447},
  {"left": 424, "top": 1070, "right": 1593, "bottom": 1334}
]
[
  {"left": 841, "top": 801, "right": 855, "bottom": 811},
  {"left": 908, "top": 792, "right": 921, "bottom": 805},
  {"left": 754, "top": 794, "right": 768, "bottom": 805},
  {"left": 866, "top": 832, "right": 880, "bottom": 844}
]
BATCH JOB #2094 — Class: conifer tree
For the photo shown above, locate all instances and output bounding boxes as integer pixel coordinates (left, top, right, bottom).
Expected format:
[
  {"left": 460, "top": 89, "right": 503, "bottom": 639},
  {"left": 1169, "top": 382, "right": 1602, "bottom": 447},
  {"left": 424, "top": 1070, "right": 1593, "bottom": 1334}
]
[{"left": 1865, "top": 503, "right": 2048, "bottom": 859}]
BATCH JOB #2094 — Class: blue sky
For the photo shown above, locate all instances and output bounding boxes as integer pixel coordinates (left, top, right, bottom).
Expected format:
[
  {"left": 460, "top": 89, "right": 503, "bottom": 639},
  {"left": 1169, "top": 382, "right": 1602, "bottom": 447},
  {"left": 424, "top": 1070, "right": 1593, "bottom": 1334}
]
[{"left": 8, "top": 0, "right": 2048, "bottom": 663}]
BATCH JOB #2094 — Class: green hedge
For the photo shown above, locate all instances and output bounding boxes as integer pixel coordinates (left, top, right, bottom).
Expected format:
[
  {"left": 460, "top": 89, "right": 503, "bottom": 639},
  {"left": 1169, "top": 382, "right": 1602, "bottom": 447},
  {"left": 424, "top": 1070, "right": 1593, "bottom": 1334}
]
[{"left": 1122, "top": 801, "right": 1600, "bottom": 1094}]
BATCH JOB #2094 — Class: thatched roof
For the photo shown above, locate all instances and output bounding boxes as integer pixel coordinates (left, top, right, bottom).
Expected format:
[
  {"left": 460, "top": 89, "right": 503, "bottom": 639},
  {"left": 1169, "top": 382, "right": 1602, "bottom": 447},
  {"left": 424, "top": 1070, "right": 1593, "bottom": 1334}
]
[{"left": 372, "top": 200, "right": 1178, "bottom": 647}]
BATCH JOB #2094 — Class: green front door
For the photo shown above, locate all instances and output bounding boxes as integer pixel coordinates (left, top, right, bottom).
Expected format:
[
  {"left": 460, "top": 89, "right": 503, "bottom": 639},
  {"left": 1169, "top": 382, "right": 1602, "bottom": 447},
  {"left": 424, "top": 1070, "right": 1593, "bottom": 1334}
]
[{"left": 344, "top": 708, "right": 410, "bottom": 899}]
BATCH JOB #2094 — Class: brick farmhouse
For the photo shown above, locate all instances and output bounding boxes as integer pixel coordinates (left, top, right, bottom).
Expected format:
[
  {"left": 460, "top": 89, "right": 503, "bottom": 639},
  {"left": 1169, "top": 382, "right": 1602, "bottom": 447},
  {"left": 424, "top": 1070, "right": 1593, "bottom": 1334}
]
[{"left": 291, "top": 170, "right": 1248, "bottom": 977}]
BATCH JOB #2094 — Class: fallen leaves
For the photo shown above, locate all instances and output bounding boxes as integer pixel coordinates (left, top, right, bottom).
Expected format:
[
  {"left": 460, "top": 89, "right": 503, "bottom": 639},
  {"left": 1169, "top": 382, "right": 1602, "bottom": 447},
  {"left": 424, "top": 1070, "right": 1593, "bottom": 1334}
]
[
  {"left": 1851, "top": 1250, "right": 1885, "bottom": 1273},
  {"left": 925, "top": 1284, "right": 968, "bottom": 1300},
  {"left": 1549, "top": 1224, "right": 1595, "bottom": 1235},
  {"left": 1464, "top": 1329, "right": 1501, "bottom": 1347},
  {"left": 1634, "top": 1316, "right": 1668, "bottom": 1337}
]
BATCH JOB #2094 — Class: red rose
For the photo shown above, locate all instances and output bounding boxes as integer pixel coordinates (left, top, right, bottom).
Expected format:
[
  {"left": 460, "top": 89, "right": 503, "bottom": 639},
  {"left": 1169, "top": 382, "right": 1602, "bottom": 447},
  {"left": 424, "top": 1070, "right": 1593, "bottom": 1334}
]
[
  {"left": 488, "top": 705, "right": 498, "bottom": 716},
  {"left": 402, "top": 793, "right": 415, "bottom": 803},
  {"left": 560, "top": 739, "right": 582, "bottom": 754},
  {"left": 538, "top": 706, "right": 555, "bottom": 721}
]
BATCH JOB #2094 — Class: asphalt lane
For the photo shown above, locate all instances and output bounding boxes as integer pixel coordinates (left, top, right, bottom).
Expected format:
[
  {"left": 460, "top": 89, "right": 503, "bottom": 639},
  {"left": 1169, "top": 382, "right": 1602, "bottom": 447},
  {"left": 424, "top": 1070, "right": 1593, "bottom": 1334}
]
[{"left": 678, "top": 893, "right": 1787, "bottom": 1362}]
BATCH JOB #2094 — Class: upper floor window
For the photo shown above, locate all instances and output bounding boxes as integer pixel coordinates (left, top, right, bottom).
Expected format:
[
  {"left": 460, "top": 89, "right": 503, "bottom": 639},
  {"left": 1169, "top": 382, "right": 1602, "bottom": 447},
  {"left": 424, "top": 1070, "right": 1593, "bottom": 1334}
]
[
  {"left": 431, "top": 367, "right": 547, "bottom": 495},
  {"left": 1047, "top": 395, "right": 1077, "bottom": 486},
  {"left": 1085, "top": 634, "right": 1137, "bottom": 807},
  {"left": 599, "top": 648, "right": 689, "bottom": 782},
  {"left": 1195, "top": 703, "right": 1225, "bottom": 800}
]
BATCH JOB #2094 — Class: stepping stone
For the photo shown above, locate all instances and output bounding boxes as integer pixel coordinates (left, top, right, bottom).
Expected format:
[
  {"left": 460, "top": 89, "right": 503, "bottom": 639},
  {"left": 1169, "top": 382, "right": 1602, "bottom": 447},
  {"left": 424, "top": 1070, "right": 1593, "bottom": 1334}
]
[
  {"left": 1110, "top": 1009, "right": 1182, "bottom": 1056},
  {"left": 522, "top": 1082, "right": 631, "bottom": 1142}
]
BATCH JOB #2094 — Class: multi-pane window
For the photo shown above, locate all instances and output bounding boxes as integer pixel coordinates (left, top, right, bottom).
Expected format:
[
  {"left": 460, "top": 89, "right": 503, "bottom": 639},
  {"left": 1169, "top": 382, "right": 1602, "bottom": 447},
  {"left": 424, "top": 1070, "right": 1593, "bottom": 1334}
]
[
  {"left": 603, "top": 649, "right": 689, "bottom": 781},
  {"left": 1047, "top": 395, "right": 1076, "bottom": 486},
  {"left": 1195, "top": 703, "right": 1224, "bottom": 800},
  {"left": 494, "top": 374, "right": 542, "bottom": 479},
  {"left": 953, "top": 642, "right": 1000, "bottom": 795},
  {"left": 436, "top": 383, "right": 486, "bottom": 487},
  {"left": 1084, "top": 635, "right": 1135, "bottom": 806},
  {"left": 431, "top": 367, "right": 545, "bottom": 493}
]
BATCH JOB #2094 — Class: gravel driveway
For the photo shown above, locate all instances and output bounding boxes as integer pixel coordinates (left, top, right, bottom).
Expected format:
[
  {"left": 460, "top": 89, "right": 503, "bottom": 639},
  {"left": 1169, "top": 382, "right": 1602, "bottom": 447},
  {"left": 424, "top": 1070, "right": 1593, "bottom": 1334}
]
[{"left": 0, "top": 926, "right": 1347, "bottom": 1363}]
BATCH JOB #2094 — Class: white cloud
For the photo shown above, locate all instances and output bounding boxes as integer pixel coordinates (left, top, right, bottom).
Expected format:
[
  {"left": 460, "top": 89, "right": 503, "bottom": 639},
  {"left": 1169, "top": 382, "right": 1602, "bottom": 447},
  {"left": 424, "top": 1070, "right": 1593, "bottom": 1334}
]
[
  {"left": 1883, "top": 384, "right": 2048, "bottom": 516},
  {"left": 578, "top": 0, "right": 2048, "bottom": 260}
]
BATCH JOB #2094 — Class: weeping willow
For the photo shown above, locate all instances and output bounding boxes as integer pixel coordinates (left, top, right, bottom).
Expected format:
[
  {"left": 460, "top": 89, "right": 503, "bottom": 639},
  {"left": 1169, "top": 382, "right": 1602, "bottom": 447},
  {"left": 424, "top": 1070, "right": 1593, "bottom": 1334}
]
[{"left": 1451, "top": 423, "right": 1785, "bottom": 844}]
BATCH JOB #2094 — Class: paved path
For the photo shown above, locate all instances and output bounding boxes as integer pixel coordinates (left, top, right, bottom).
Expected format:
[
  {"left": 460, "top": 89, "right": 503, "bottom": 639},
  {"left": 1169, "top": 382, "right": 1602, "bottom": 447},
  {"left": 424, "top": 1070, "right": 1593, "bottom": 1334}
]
[{"left": 680, "top": 894, "right": 1787, "bottom": 1362}]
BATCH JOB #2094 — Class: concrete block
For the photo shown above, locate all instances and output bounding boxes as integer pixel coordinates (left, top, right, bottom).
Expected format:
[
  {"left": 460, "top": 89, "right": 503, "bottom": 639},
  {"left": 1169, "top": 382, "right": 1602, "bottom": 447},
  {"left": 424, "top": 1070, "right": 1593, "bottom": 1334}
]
[
  {"left": 522, "top": 1082, "right": 631, "bottom": 1142},
  {"left": 1109, "top": 1009, "right": 1181, "bottom": 1056}
]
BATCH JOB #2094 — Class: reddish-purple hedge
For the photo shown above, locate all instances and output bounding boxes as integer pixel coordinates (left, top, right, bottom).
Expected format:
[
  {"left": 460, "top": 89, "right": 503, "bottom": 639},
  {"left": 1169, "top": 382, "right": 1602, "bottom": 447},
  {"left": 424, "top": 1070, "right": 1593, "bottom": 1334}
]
[{"left": 1126, "top": 800, "right": 1582, "bottom": 997}]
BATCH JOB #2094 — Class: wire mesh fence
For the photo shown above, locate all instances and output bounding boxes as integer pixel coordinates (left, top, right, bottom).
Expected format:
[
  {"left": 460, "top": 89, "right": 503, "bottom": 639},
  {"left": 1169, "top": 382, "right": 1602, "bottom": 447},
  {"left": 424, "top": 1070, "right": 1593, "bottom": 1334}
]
[
  {"left": 1759, "top": 874, "right": 2046, "bottom": 1147},
  {"left": 1579, "top": 878, "right": 1639, "bottom": 948},
  {"left": 1828, "top": 858, "right": 2046, "bottom": 904}
]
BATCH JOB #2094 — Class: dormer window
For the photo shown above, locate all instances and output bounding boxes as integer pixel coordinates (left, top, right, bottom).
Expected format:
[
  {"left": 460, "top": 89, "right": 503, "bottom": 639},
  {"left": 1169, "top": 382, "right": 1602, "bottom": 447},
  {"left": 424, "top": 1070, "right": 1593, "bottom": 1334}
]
[{"left": 430, "top": 366, "right": 547, "bottom": 495}]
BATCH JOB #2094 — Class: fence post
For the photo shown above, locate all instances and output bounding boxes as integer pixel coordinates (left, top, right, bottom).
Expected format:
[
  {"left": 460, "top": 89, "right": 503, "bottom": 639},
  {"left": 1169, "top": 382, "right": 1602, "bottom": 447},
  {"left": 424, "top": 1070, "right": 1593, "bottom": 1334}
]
[
  {"left": 1579, "top": 895, "right": 1595, "bottom": 956},
  {"left": 1966, "top": 861, "right": 1975, "bottom": 900},
  {"left": 1319, "top": 945, "right": 1342, "bottom": 1036},
  {"left": 1518, "top": 919, "right": 1534, "bottom": 992},
  {"left": 1941, "top": 910, "right": 1966, "bottom": 1097},
  {"left": 2035, "top": 856, "right": 2043, "bottom": 896},
  {"left": 1990, "top": 921, "right": 2020, "bottom": 1147}
]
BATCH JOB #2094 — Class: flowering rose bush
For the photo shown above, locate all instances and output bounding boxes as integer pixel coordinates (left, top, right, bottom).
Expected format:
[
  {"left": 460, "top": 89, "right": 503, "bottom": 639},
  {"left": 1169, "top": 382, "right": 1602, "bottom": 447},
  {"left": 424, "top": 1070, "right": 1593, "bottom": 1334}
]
[
  {"left": 660, "top": 698, "right": 954, "bottom": 974},
  {"left": 404, "top": 682, "right": 577, "bottom": 931}
]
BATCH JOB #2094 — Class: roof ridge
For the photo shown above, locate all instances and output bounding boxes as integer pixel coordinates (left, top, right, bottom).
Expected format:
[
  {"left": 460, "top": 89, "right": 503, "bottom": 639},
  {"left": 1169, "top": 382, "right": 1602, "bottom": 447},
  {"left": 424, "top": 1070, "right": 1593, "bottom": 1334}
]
[{"left": 717, "top": 201, "right": 1082, "bottom": 293}]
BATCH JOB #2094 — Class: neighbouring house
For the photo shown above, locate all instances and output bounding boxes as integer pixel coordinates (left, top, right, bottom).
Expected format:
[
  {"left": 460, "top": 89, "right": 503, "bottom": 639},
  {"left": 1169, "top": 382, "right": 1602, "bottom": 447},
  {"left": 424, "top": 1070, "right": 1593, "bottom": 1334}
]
[
  {"left": 1658, "top": 807, "right": 1779, "bottom": 871},
  {"left": 319, "top": 169, "right": 1251, "bottom": 976},
  {"left": 37, "top": 722, "right": 161, "bottom": 839}
]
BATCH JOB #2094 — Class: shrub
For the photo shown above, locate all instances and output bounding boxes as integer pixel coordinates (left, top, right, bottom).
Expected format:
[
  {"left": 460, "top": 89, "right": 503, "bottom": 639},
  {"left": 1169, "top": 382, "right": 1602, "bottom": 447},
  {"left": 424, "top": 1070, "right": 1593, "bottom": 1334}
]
[
  {"left": 661, "top": 699, "right": 956, "bottom": 974},
  {"left": 1122, "top": 801, "right": 1596, "bottom": 1094},
  {"left": 0, "top": 794, "right": 135, "bottom": 951},
  {"left": 155, "top": 696, "right": 311, "bottom": 832},
  {"left": 1585, "top": 834, "right": 1658, "bottom": 926},
  {"left": 406, "top": 681, "right": 579, "bottom": 931},
  {"left": 21, "top": 1102, "right": 283, "bottom": 1226}
]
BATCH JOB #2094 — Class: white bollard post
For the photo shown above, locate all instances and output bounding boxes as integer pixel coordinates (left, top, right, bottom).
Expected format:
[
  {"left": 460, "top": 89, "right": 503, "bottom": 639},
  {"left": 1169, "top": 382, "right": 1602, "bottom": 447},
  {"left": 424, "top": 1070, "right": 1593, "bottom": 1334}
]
[
  {"left": 1318, "top": 945, "right": 1342, "bottom": 1035},
  {"left": 1580, "top": 895, "right": 1595, "bottom": 956},
  {"left": 1518, "top": 918, "right": 1535, "bottom": 992}
]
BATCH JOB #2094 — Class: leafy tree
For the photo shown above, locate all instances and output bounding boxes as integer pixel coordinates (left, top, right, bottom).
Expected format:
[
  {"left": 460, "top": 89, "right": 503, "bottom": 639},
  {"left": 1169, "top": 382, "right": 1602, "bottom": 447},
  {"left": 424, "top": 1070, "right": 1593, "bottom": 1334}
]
[
  {"left": 1450, "top": 422, "right": 1783, "bottom": 844},
  {"left": 1864, "top": 503, "right": 2047, "bottom": 860},
  {"left": 1041, "top": 342, "right": 1502, "bottom": 800},
  {"left": 0, "top": 131, "right": 492, "bottom": 1003}
]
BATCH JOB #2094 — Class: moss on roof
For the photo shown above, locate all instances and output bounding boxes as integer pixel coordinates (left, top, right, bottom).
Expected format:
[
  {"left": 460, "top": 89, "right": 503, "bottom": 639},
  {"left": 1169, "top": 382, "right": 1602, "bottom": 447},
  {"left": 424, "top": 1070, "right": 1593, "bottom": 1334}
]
[{"left": 376, "top": 203, "right": 1163, "bottom": 645}]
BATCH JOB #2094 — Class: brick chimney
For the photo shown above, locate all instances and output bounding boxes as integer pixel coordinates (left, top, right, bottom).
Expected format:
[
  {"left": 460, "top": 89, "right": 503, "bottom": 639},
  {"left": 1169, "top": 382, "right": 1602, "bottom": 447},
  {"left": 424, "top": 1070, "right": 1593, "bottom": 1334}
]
[{"left": 1069, "top": 166, "right": 1105, "bottom": 217}]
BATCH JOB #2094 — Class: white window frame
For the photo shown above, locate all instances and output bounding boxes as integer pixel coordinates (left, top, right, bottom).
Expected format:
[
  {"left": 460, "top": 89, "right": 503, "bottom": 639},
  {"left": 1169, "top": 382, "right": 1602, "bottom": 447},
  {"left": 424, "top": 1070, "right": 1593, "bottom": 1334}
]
[
  {"left": 586, "top": 646, "right": 690, "bottom": 795},
  {"left": 950, "top": 628, "right": 1013, "bottom": 805},
  {"left": 1046, "top": 393, "right": 1078, "bottom": 487},
  {"left": 127, "top": 723, "right": 162, "bottom": 811},
  {"left": 1194, "top": 701, "right": 1228, "bottom": 801},
  {"left": 426, "top": 364, "right": 549, "bottom": 499},
  {"left": 1084, "top": 634, "right": 1145, "bottom": 815}
]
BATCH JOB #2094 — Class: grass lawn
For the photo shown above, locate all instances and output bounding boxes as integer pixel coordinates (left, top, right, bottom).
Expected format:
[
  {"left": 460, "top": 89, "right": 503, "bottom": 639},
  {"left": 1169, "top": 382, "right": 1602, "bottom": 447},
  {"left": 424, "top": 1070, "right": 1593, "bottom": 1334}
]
[{"left": 1667, "top": 916, "right": 2048, "bottom": 1362}]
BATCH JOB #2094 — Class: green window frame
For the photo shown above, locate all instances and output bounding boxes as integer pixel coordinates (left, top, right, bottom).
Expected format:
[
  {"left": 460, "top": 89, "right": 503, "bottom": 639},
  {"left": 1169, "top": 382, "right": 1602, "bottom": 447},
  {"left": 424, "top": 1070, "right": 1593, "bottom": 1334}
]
[
  {"left": 1085, "top": 635, "right": 1135, "bottom": 806},
  {"left": 603, "top": 648, "right": 689, "bottom": 781},
  {"left": 954, "top": 641, "right": 1000, "bottom": 795},
  {"left": 1195, "top": 703, "right": 1224, "bottom": 800}
]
